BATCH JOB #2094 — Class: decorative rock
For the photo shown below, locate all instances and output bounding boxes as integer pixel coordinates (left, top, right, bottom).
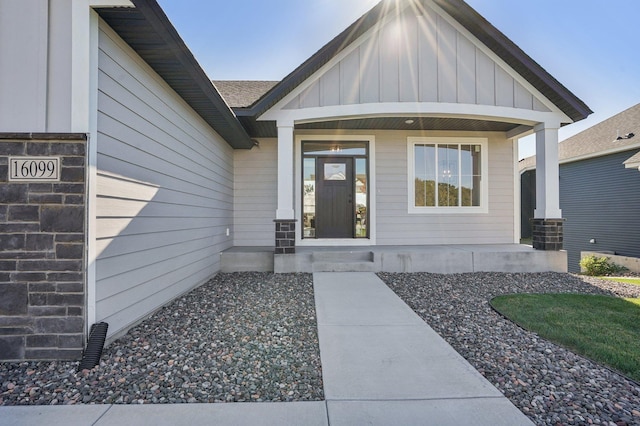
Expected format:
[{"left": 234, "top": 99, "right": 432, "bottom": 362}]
[
  {"left": 380, "top": 272, "right": 640, "bottom": 426},
  {"left": 0, "top": 273, "right": 323, "bottom": 406}
]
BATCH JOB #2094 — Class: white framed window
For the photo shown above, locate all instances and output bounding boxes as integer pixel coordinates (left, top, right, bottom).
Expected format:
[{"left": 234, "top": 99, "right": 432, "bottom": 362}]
[{"left": 408, "top": 137, "right": 488, "bottom": 214}]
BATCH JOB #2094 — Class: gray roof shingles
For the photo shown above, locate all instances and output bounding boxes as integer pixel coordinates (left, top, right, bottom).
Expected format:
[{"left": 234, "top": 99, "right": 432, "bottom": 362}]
[
  {"left": 213, "top": 81, "right": 279, "bottom": 108},
  {"left": 520, "top": 103, "right": 640, "bottom": 170}
]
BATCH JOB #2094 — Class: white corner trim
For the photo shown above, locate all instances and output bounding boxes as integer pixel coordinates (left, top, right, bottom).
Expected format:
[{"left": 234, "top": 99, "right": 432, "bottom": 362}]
[{"left": 85, "top": 10, "right": 100, "bottom": 332}]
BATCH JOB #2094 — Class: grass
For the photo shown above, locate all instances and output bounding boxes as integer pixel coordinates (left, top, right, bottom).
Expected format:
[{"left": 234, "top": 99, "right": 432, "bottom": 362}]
[
  {"left": 599, "top": 276, "right": 640, "bottom": 286},
  {"left": 491, "top": 294, "right": 640, "bottom": 382}
]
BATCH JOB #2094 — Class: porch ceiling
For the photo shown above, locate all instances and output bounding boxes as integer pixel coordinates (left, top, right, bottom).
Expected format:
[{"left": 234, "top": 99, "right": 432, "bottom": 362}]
[
  {"left": 237, "top": 116, "right": 522, "bottom": 138},
  {"left": 297, "top": 117, "right": 519, "bottom": 133}
]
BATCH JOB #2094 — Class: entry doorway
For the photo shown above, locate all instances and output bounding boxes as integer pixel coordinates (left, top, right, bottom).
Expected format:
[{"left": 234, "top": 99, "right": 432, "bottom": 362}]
[{"left": 302, "top": 141, "right": 368, "bottom": 239}]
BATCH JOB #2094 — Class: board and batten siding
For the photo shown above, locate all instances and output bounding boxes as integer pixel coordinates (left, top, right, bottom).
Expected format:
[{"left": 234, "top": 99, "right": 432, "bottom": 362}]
[
  {"left": 560, "top": 150, "right": 640, "bottom": 273},
  {"left": 234, "top": 138, "right": 277, "bottom": 246},
  {"left": 95, "top": 22, "right": 234, "bottom": 338},
  {"left": 375, "top": 131, "right": 515, "bottom": 245},
  {"left": 284, "top": 8, "right": 550, "bottom": 113}
]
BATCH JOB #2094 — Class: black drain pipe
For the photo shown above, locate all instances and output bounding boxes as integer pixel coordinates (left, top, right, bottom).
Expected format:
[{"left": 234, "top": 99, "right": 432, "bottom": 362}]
[{"left": 78, "top": 322, "right": 108, "bottom": 371}]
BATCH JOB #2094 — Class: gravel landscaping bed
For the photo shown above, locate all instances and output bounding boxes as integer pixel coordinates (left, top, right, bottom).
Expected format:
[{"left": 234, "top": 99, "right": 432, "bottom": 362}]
[
  {"left": 0, "top": 272, "right": 324, "bottom": 405},
  {"left": 379, "top": 272, "right": 640, "bottom": 426},
  {"left": 2, "top": 270, "right": 639, "bottom": 425}
]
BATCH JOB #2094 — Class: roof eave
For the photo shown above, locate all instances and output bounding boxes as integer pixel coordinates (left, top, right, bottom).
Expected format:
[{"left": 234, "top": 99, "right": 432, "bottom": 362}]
[{"left": 95, "top": 0, "right": 255, "bottom": 149}]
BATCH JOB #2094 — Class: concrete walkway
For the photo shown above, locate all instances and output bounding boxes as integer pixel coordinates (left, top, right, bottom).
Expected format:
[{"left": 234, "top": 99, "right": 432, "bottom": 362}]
[
  {"left": 314, "top": 272, "right": 532, "bottom": 425},
  {"left": 2, "top": 272, "right": 532, "bottom": 426}
]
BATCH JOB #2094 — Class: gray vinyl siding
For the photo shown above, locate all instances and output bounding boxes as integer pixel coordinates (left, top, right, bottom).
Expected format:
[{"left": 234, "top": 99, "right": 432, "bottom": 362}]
[
  {"left": 233, "top": 138, "right": 277, "bottom": 246},
  {"left": 232, "top": 131, "right": 516, "bottom": 247},
  {"left": 560, "top": 150, "right": 640, "bottom": 272},
  {"left": 376, "top": 132, "right": 515, "bottom": 245},
  {"left": 95, "top": 22, "right": 234, "bottom": 338}
]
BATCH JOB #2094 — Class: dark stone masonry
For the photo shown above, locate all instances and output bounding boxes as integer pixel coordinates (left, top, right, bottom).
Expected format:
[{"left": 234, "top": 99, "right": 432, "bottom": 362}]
[
  {"left": 0, "top": 133, "right": 87, "bottom": 361},
  {"left": 532, "top": 218, "right": 564, "bottom": 251},
  {"left": 274, "top": 219, "right": 296, "bottom": 254}
]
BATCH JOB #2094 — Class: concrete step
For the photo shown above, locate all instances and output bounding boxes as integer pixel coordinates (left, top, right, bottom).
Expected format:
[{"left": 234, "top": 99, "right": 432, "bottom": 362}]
[
  {"left": 312, "top": 251, "right": 375, "bottom": 272},
  {"left": 312, "top": 251, "right": 374, "bottom": 263},
  {"left": 312, "top": 261, "right": 377, "bottom": 273}
]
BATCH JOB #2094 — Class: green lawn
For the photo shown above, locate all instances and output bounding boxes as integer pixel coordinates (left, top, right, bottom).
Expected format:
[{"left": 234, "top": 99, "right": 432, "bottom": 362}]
[
  {"left": 599, "top": 276, "right": 640, "bottom": 286},
  {"left": 491, "top": 294, "right": 640, "bottom": 382}
]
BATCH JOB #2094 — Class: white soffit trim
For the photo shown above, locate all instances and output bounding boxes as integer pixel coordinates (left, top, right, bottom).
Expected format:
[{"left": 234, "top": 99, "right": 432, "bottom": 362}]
[
  {"left": 268, "top": 102, "right": 564, "bottom": 128},
  {"left": 90, "top": 0, "right": 133, "bottom": 7}
]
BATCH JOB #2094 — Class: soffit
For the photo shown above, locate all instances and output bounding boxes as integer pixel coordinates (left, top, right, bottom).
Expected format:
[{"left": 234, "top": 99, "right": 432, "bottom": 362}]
[{"left": 241, "top": 116, "right": 521, "bottom": 138}]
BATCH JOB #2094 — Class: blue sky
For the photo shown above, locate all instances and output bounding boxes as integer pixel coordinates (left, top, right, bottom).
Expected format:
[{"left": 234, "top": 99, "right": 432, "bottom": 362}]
[{"left": 157, "top": 0, "right": 640, "bottom": 158}]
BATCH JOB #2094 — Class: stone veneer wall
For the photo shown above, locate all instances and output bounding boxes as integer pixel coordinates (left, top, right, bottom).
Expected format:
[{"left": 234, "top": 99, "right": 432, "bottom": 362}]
[
  {"left": 274, "top": 220, "right": 296, "bottom": 254},
  {"left": 0, "top": 134, "right": 87, "bottom": 361}
]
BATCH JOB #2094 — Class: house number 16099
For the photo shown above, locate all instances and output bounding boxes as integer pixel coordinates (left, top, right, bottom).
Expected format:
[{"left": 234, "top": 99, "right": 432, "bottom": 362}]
[{"left": 8, "top": 157, "right": 60, "bottom": 181}]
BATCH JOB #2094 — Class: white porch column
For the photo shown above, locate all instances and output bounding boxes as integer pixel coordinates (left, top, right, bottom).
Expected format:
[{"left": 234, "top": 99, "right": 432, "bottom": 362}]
[
  {"left": 534, "top": 122, "right": 562, "bottom": 219},
  {"left": 276, "top": 121, "right": 295, "bottom": 220}
]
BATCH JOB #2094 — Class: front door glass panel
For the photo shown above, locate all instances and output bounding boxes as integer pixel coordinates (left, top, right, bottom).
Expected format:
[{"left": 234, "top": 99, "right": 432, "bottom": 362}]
[{"left": 303, "top": 157, "right": 316, "bottom": 238}]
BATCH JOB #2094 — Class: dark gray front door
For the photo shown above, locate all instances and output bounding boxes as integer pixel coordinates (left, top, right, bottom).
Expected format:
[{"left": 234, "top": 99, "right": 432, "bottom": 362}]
[{"left": 316, "top": 157, "right": 354, "bottom": 238}]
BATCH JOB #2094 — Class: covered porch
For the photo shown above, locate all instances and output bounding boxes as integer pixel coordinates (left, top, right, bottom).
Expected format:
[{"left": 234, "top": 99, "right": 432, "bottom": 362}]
[
  {"left": 221, "top": 244, "right": 566, "bottom": 274},
  {"left": 222, "top": 0, "right": 591, "bottom": 273}
]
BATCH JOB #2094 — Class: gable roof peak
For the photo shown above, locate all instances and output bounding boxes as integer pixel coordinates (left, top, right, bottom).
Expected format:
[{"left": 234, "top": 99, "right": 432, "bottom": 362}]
[{"left": 244, "top": 0, "right": 590, "bottom": 124}]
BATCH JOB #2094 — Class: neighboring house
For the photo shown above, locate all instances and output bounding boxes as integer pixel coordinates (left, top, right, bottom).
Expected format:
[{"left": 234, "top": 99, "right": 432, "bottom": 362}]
[
  {"left": 520, "top": 103, "right": 640, "bottom": 273},
  {"left": 0, "top": 0, "right": 590, "bottom": 361}
]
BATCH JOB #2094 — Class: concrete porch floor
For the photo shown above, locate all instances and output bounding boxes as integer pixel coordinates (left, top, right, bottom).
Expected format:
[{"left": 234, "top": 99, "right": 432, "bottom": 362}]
[{"left": 221, "top": 244, "right": 567, "bottom": 274}]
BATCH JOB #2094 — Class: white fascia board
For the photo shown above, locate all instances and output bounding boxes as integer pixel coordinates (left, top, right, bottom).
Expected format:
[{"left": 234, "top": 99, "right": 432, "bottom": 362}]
[
  {"left": 264, "top": 102, "right": 565, "bottom": 128},
  {"left": 624, "top": 162, "right": 640, "bottom": 170}
]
